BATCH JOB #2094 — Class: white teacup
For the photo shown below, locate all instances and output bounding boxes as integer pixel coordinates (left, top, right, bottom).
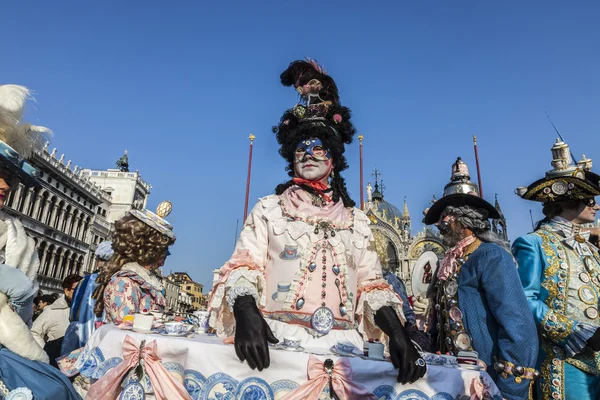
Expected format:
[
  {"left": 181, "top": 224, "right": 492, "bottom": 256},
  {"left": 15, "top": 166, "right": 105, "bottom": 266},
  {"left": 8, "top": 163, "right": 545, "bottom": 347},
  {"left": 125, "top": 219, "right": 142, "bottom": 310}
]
[
  {"left": 133, "top": 313, "right": 154, "bottom": 331},
  {"left": 283, "top": 336, "right": 301, "bottom": 349}
]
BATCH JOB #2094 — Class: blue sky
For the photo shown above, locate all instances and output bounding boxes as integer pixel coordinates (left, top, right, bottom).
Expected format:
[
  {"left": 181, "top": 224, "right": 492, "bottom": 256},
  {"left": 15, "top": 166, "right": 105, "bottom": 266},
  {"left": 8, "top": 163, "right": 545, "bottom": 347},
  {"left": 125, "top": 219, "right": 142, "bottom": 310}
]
[{"left": 3, "top": 1, "right": 600, "bottom": 290}]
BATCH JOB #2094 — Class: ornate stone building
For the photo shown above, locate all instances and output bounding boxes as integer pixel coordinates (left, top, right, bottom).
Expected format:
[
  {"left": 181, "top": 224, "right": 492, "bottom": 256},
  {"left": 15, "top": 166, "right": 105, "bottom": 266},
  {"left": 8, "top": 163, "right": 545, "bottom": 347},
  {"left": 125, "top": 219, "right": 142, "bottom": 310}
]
[
  {"left": 364, "top": 175, "right": 446, "bottom": 296},
  {"left": 3, "top": 147, "right": 153, "bottom": 293},
  {"left": 3, "top": 146, "right": 113, "bottom": 292}
]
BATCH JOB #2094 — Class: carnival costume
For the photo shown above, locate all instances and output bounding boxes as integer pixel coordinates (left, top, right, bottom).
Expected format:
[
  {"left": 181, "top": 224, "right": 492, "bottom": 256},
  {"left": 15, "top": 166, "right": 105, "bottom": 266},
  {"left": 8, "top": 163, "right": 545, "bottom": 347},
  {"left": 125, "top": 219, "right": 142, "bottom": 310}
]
[
  {"left": 513, "top": 139, "right": 600, "bottom": 399},
  {"left": 209, "top": 59, "right": 426, "bottom": 388},
  {"left": 101, "top": 204, "right": 174, "bottom": 325},
  {"left": 424, "top": 157, "right": 539, "bottom": 400},
  {"left": 0, "top": 85, "right": 80, "bottom": 399}
]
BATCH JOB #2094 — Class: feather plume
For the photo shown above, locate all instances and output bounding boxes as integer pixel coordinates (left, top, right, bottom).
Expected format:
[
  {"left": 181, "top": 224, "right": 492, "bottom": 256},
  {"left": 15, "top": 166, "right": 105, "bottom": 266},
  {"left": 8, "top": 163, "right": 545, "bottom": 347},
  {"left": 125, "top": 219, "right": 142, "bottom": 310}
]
[{"left": 0, "top": 85, "right": 52, "bottom": 159}]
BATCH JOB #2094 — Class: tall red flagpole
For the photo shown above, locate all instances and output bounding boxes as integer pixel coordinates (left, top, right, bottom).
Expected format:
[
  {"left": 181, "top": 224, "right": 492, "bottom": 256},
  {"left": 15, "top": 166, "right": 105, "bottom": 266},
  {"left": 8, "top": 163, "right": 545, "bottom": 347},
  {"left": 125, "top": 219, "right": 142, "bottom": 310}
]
[
  {"left": 243, "top": 134, "right": 255, "bottom": 222},
  {"left": 359, "top": 134, "right": 364, "bottom": 210},
  {"left": 473, "top": 136, "right": 483, "bottom": 198}
]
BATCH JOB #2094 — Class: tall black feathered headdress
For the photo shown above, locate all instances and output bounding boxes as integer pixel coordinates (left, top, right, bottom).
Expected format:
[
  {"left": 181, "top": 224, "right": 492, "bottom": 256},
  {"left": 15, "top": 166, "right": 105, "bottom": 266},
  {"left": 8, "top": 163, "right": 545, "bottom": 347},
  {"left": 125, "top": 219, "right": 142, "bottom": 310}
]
[{"left": 273, "top": 59, "right": 357, "bottom": 207}]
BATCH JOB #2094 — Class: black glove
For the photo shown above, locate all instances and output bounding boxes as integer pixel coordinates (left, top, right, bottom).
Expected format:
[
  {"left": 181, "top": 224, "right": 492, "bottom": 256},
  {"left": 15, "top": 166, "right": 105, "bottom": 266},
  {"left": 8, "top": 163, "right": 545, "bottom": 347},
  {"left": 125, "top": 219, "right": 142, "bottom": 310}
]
[
  {"left": 588, "top": 328, "right": 600, "bottom": 351},
  {"left": 374, "top": 306, "right": 427, "bottom": 384},
  {"left": 233, "top": 295, "right": 279, "bottom": 371}
]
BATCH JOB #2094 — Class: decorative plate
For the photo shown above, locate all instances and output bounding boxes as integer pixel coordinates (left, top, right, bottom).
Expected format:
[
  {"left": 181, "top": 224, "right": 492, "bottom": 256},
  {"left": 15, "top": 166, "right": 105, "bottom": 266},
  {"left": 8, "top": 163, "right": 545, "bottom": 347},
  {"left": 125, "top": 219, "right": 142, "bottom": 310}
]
[
  {"left": 310, "top": 307, "right": 334, "bottom": 335},
  {"left": 183, "top": 369, "right": 206, "bottom": 400},
  {"left": 373, "top": 384, "right": 396, "bottom": 400},
  {"left": 199, "top": 372, "right": 238, "bottom": 400},
  {"left": 93, "top": 357, "right": 123, "bottom": 379},
  {"left": 118, "top": 381, "right": 145, "bottom": 400},
  {"left": 234, "top": 377, "right": 274, "bottom": 400},
  {"left": 395, "top": 389, "right": 430, "bottom": 400},
  {"left": 271, "top": 379, "right": 299, "bottom": 399}
]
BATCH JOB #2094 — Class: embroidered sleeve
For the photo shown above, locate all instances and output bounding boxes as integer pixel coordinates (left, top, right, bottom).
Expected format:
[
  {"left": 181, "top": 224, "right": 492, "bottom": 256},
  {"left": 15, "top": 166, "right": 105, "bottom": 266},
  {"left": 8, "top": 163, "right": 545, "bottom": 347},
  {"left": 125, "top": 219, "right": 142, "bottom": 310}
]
[
  {"left": 208, "top": 202, "right": 269, "bottom": 337},
  {"left": 353, "top": 218, "right": 405, "bottom": 346},
  {"left": 513, "top": 234, "right": 581, "bottom": 349}
]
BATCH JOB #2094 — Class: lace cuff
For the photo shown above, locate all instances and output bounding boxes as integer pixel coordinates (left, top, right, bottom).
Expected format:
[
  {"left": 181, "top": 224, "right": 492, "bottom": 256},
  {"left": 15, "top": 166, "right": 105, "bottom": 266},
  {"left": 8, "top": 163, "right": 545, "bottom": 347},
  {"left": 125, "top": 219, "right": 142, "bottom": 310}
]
[
  {"left": 355, "top": 285, "right": 405, "bottom": 352},
  {"left": 565, "top": 322, "right": 597, "bottom": 357},
  {"left": 209, "top": 266, "right": 267, "bottom": 337},
  {"left": 226, "top": 280, "right": 259, "bottom": 311}
]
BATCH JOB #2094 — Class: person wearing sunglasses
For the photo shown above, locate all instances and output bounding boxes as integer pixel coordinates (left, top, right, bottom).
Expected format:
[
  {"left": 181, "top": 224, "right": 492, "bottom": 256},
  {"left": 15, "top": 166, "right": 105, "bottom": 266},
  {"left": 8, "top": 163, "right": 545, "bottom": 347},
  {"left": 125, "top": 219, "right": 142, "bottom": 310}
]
[{"left": 514, "top": 139, "right": 600, "bottom": 400}]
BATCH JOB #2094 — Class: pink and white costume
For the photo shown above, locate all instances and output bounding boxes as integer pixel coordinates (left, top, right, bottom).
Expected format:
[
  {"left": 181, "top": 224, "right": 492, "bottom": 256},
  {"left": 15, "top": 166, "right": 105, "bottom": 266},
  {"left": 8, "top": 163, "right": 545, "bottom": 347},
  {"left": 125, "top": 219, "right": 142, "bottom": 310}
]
[{"left": 210, "top": 186, "right": 405, "bottom": 349}]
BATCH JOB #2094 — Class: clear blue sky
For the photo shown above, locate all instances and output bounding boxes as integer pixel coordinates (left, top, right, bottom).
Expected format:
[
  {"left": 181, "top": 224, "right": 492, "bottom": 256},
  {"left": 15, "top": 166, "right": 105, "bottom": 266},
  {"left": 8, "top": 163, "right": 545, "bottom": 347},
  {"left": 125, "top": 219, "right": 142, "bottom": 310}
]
[{"left": 3, "top": 1, "right": 600, "bottom": 290}]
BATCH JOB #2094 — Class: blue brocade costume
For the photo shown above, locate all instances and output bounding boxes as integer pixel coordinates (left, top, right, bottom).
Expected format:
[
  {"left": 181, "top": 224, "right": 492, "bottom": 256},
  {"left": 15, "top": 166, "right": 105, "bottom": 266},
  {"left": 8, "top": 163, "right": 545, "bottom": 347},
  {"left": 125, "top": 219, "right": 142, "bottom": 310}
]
[
  {"left": 513, "top": 219, "right": 600, "bottom": 399},
  {"left": 431, "top": 242, "right": 539, "bottom": 400}
]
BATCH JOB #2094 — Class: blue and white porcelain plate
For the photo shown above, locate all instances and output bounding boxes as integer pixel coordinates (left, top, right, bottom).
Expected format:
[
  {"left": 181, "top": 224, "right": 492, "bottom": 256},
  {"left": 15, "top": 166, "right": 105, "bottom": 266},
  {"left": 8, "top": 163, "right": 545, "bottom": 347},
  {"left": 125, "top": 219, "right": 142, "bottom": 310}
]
[
  {"left": 310, "top": 307, "right": 334, "bottom": 335},
  {"left": 234, "top": 377, "right": 274, "bottom": 400},
  {"left": 199, "top": 372, "right": 238, "bottom": 400},
  {"left": 79, "top": 346, "right": 105, "bottom": 378},
  {"left": 270, "top": 379, "right": 299, "bottom": 397},
  {"left": 94, "top": 357, "right": 123, "bottom": 379},
  {"left": 184, "top": 369, "right": 207, "bottom": 400},
  {"left": 118, "top": 381, "right": 145, "bottom": 400},
  {"left": 431, "top": 393, "right": 454, "bottom": 400},
  {"left": 396, "top": 389, "right": 430, "bottom": 400},
  {"left": 373, "top": 385, "right": 396, "bottom": 400}
]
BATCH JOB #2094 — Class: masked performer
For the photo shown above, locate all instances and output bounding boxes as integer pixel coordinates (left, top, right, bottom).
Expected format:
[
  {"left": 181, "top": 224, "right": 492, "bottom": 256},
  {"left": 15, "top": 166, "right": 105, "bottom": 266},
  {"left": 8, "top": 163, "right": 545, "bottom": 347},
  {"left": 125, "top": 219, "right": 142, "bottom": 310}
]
[
  {"left": 0, "top": 84, "right": 79, "bottom": 399},
  {"left": 513, "top": 140, "right": 600, "bottom": 399},
  {"left": 209, "top": 59, "right": 426, "bottom": 385},
  {"left": 91, "top": 202, "right": 175, "bottom": 324},
  {"left": 424, "top": 157, "right": 539, "bottom": 400}
]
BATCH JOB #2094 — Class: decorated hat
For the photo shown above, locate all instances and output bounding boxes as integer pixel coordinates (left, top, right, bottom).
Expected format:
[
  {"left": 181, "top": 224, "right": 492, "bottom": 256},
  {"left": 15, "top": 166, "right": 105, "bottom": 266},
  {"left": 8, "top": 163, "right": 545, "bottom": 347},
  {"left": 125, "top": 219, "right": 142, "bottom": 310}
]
[
  {"left": 515, "top": 139, "right": 600, "bottom": 203},
  {"left": 272, "top": 59, "right": 356, "bottom": 171},
  {"left": 423, "top": 157, "right": 500, "bottom": 225},
  {"left": 0, "top": 85, "right": 52, "bottom": 186},
  {"left": 129, "top": 200, "right": 176, "bottom": 241},
  {"left": 94, "top": 241, "right": 114, "bottom": 261},
  {"left": 272, "top": 59, "right": 357, "bottom": 206}
]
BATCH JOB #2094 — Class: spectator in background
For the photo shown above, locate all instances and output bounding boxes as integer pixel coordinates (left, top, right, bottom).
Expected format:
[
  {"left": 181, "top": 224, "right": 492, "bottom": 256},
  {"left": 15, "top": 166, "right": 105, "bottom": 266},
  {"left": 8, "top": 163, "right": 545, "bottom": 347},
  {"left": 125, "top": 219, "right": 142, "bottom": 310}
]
[
  {"left": 31, "top": 274, "right": 82, "bottom": 367},
  {"left": 32, "top": 294, "right": 57, "bottom": 321}
]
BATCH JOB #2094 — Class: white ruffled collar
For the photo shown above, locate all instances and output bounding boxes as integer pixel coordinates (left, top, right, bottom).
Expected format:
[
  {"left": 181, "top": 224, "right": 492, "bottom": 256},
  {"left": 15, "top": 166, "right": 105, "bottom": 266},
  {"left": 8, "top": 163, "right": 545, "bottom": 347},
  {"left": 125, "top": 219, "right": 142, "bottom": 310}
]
[{"left": 121, "top": 262, "right": 164, "bottom": 291}]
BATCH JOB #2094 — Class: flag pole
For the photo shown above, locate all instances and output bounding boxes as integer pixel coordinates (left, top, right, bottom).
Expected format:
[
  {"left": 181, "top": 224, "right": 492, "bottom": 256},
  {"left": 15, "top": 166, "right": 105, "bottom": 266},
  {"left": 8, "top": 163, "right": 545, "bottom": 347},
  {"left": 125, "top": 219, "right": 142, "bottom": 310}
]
[
  {"left": 243, "top": 134, "right": 255, "bottom": 222},
  {"left": 359, "top": 134, "right": 364, "bottom": 210},
  {"left": 473, "top": 136, "right": 484, "bottom": 198}
]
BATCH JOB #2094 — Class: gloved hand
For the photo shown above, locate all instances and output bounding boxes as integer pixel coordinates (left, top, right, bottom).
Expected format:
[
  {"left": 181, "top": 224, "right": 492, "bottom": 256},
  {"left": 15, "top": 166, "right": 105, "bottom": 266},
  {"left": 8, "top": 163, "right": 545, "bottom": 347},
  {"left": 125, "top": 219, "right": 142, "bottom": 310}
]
[
  {"left": 233, "top": 295, "right": 279, "bottom": 371},
  {"left": 588, "top": 328, "right": 600, "bottom": 351},
  {"left": 375, "top": 306, "right": 427, "bottom": 384}
]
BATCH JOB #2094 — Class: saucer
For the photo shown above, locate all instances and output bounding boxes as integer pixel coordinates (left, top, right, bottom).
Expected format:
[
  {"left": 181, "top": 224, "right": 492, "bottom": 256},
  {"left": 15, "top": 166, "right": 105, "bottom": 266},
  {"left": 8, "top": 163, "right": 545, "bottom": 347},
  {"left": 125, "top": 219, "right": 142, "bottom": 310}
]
[
  {"left": 160, "top": 331, "right": 192, "bottom": 337},
  {"left": 271, "top": 344, "right": 305, "bottom": 352},
  {"left": 330, "top": 345, "right": 359, "bottom": 357},
  {"left": 459, "top": 364, "right": 483, "bottom": 371},
  {"left": 132, "top": 327, "right": 158, "bottom": 334}
]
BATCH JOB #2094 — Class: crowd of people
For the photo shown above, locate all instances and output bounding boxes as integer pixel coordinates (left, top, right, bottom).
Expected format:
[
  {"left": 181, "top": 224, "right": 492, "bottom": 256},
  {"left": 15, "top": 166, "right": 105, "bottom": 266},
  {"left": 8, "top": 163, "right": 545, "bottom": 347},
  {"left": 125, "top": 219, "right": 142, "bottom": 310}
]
[{"left": 0, "top": 59, "right": 599, "bottom": 400}]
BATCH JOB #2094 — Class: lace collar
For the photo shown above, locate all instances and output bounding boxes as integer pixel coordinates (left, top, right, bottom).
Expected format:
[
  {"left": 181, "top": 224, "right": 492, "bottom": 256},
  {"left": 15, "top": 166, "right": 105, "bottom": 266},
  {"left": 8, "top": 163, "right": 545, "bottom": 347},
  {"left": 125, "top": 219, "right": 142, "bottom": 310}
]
[{"left": 121, "top": 262, "right": 164, "bottom": 291}]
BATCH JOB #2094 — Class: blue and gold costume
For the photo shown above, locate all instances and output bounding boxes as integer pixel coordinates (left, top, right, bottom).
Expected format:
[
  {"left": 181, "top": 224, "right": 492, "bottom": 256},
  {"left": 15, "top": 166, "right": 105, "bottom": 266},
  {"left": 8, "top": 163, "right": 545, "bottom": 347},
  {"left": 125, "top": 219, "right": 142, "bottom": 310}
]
[
  {"left": 514, "top": 139, "right": 600, "bottom": 399},
  {"left": 424, "top": 158, "right": 539, "bottom": 400}
]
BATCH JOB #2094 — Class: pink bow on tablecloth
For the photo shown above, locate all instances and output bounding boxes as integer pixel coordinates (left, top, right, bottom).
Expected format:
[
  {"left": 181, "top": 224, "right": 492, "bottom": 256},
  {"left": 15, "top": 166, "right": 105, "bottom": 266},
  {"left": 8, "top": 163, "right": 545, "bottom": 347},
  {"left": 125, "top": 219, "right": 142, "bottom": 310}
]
[
  {"left": 87, "top": 335, "right": 191, "bottom": 400},
  {"left": 281, "top": 355, "right": 377, "bottom": 400}
]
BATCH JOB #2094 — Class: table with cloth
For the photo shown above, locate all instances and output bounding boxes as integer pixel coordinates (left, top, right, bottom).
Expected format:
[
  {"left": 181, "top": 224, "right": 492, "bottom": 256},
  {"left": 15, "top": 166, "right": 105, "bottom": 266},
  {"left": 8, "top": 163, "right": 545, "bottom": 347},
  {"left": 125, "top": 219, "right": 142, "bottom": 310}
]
[{"left": 67, "top": 325, "right": 502, "bottom": 400}]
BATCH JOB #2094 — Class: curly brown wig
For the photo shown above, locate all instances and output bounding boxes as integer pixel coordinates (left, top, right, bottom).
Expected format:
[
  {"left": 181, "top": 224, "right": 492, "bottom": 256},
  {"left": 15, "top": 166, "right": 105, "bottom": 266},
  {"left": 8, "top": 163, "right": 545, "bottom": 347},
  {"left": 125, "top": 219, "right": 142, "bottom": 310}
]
[
  {"left": 272, "top": 59, "right": 357, "bottom": 207},
  {"left": 92, "top": 214, "right": 175, "bottom": 317}
]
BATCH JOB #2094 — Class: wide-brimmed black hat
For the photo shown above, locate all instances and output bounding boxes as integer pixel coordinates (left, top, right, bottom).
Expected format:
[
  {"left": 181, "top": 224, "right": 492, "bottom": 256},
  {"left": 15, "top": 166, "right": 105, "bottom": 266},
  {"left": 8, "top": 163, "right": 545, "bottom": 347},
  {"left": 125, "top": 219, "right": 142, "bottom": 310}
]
[
  {"left": 423, "top": 157, "right": 500, "bottom": 225},
  {"left": 515, "top": 139, "right": 600, "bottom": 203}
]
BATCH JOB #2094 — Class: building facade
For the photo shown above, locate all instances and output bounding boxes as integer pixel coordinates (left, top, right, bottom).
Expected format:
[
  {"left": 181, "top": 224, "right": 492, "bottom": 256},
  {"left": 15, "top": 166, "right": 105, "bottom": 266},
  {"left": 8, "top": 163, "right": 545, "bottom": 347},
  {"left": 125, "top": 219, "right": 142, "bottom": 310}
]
[
  {"left": 80, "top": 166, "right": 151, "bottom": 223},
  {"left": 162, "top": 275, "right": 181, "bottom": 312},
  {"left": 3, "top": 146, "right": 155, "bottom": 294},
  {"left": 169, "top": 272, "right": 204, "bottom": 311},
  {"left": 4, "top": 146, "right": 113, "bottom": 293}
]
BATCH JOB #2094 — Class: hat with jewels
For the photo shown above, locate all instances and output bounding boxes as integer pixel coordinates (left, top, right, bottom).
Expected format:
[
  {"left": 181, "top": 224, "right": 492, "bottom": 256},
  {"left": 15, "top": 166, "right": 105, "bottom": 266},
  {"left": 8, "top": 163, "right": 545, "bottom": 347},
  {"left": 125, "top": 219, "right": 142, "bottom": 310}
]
[
  {"left": 515, "top": 139, "right": 600, "bottom": 203},
  {"left": 129, "top": 200, "right": 176, "bottom": 240},
  {"left": 423, "top": 157, "right": 500, "bottom": 224}
]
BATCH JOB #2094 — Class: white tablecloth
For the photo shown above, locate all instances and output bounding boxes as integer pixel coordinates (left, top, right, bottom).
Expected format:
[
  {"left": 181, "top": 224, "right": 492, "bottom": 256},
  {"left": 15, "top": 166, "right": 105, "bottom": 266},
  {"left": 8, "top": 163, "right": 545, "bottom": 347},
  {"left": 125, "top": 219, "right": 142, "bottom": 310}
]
[{"left": 73, "top": 325, "right": 502, "bottom": 400}]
